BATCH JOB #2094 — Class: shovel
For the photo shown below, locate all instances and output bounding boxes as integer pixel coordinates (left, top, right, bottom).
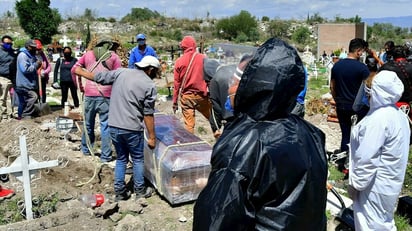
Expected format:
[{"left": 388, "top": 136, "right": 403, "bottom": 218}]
[
  {"left": 35, "top": 64, "right": 51, "bottom": 116},
  {"left": 328, "top": 183, "right": 355, "bottom": 231}
]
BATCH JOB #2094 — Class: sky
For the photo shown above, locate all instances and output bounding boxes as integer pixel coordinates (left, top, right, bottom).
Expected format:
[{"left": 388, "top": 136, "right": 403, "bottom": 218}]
[{"left": 1, "top": 0, "right": 411, "bottom": 20}]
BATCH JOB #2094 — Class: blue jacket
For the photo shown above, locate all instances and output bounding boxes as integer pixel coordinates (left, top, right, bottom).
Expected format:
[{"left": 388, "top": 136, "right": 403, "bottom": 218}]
[
  {"left": 0, "top": 47, "right": 15, "bottom": 77},
  {"left": 128, "top": 45, "right": 157, "bottom": 68},
  {"left": 16, "top": 49, "right": 39, "bottom": 90}
]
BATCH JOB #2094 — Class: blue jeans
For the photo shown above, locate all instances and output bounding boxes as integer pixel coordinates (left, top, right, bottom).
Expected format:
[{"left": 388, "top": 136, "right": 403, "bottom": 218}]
[
  {"left": 110, "top": 127, "right": 145, "bottom": 194},
  {"left": 81, "top": 96, "right": 112, "bottom": 162}
]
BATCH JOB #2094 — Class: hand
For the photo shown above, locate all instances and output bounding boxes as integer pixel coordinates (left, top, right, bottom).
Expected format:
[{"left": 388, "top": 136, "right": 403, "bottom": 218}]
[
  {"left": 147, "top": 137, "right": 156, "bottom": 149},
  {"left": 172, "top": 104, "right": 178, "bottom": 114},
  {"left": 213, "top": 130, "right": 221, "bottom": 139}
]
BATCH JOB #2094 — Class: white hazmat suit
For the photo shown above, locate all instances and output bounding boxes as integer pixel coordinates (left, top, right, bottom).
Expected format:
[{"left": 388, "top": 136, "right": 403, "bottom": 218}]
[{"left": 349, "top": 70, "right": 411, "bottom": 231}]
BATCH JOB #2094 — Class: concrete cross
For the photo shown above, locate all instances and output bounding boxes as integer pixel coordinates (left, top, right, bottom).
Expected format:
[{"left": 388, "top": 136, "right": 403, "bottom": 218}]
[
  {"left": 59, "top": 35, "right": 72, "bottom": 47},
  {"left": 0, "top": 135, "right": 58, "bottom": 220}
]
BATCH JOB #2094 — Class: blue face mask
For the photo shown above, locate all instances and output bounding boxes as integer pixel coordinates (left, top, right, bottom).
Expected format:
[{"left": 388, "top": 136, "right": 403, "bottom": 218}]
[
  {"left": 224, "top": 94, "right": 235, "bottom": 113},
  {"left": 2, "top": 43, "right": 12, "bottom": 51}
]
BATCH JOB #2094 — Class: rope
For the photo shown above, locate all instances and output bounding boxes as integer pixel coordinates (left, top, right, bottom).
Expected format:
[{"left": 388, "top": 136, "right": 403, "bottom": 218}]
[{"left": 76, "top": 51, "right": 113, "bottom": 187}]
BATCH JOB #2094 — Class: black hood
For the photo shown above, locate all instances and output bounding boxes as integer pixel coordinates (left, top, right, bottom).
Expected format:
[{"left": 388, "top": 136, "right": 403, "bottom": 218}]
[{"left": 235, "top": 38, "right": 305, "bottom": 121}]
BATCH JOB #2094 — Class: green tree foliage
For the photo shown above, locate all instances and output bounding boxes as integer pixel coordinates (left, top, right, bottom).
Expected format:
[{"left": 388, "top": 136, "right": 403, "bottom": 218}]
[
  {"left": 268, "top": 19, "right": 290, "bottom": 40},
  {"left": 261, "top": 16, "right": 270, "bottom": 22},
  {"left": 291, "top": 26, "right": 310, "bottom": 44},
  {"left": 307, "top": 12, "right": 325, "bottom": 25},
  {"left": 367, "top": 23, "right": 408, "bottom": 49},
  {"left": 121, "top": 8, "right": 161, "bottom": 23},
  {"left": 82, "top": 8, "right": 96, "bottom": 21},
  {"left": 216, "top": 10, "right": 258, "bottom": 41},
  {"left": 15, "top": 0, "right": 61, "bottom": 44}
]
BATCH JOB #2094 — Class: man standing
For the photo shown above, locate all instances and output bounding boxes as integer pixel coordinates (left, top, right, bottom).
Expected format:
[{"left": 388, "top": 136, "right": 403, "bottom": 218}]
[
  {"left": 75, "top": 55, "right": 159, "bottom": 201},
  {"left": 128, "top": 33, "right": 157, "bottom": 68},
  {"left": 0, "top": 35, "right": 16, "bottom": 120},
  {"left": 72, "top": 35, "right": 121, "bottom": 163},
  {"left": 173, "top": 36, "right": 211, "bottom": 133},
  {"left": 330, "top": 38, "right": 369, "bottom": 171},
  {"left": 15, "top": 39, "right": 42, "bottom": 119}
]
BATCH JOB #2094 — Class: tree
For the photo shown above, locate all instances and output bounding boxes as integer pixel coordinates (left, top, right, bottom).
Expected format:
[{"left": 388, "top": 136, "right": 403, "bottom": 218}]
[
  {"left": 268, "top": 19, "right": 290, "bottom": 40},
  {"left": 15, "top": 0, "right": 62, "bottom": 44},
  {"left": 215, "top": 10, "right": 258, "bottom": 41},
  {"left": 291, "top": 26, "right": 310, "bottom": 44},
  {"left": 121, "top": 7, "right": 160, "bottom": 23}
]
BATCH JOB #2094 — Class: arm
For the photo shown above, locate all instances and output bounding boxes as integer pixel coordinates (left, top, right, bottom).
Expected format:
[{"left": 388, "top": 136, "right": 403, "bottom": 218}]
[
  {"left": 53, "top": 58, "right": 60, "bottom": 83},
  {"left": 128, "top": 48, "right": 136, "bottom": 68},
  {"left": 41, "top": 53, "right": 51, "bottom": 75},
  {"left": 74, "top": 66, "right": 94, "bottom": 81},
  {"left": 172, "top": 62, "right": 182, "bottom": 105},
  {"left": 330, "top": 79, "right": 336, "bottom": 99},
  {"left": 18, "top": 54, "right": 41, "bottom": 74},
  {"left": 349, "top": 121, "right": 385, "bottom": 191},
  {"left": 143, "top": 115, "right": 156, "bottom": 149}
]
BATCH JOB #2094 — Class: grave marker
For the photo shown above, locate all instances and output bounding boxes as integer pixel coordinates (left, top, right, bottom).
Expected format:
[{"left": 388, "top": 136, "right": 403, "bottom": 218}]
[{"left": 0, "top": 135, "right": 58, "bottom": 220}]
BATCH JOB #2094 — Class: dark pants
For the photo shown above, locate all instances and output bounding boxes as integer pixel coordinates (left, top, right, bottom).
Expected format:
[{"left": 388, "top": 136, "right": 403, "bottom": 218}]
[
  {"left": 60, "top": 81, "right": 79, "bottom": 107},
  {"left": 15, "top": 88, "right": 38, "bottom": 118},
  {"left": 40, "top": 77, "right": 48, "bottom": 103}
]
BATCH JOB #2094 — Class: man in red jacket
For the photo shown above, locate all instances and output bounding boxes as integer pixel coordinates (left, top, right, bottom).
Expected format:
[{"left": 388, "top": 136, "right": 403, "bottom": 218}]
[{"left": 172, "top": 36, "right": 211, "bottom": 133}]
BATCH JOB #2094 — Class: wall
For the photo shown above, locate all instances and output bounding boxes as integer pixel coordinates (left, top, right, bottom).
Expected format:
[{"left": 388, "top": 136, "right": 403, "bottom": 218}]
[{"left": 317, "top": 23, "right": 366, "bottom": 59}]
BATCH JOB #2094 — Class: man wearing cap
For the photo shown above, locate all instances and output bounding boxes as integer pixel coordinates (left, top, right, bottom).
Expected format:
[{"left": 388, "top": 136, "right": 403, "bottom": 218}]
[
  {"left": 0, "top": 35, "right": 16, "bottom": 120},
  {"left": 72, "top": 35, "right": 121, "bottom": 163},
  {"left": 128, "top": 33, "right": 157, "bottom": 69},
  {"left": 75, "top": 55, "right": 159, "bottom": 200},
  {"left": 15, "top": 39, "right": 42, "bottom": 119}
]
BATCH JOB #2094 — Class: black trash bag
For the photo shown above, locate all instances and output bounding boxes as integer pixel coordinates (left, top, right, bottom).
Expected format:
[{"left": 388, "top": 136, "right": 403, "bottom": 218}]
[
  {"left": 203, "top": 58, "right": 220, "bottom": 83},
  {"left": 193, "top": 38, "right": 328, "bottom": 231}
]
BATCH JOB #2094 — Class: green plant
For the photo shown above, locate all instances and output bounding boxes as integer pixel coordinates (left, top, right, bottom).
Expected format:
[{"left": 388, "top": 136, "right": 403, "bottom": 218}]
[{"left": 395, "top": 214, "right": 410, "bottom": 231}]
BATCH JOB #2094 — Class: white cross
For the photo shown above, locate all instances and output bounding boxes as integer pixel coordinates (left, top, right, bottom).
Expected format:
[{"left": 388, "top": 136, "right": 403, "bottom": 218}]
[
  {"left": 59, "top": 35, "right": 72, "bottom": 47},
  {"left": 0, "top": 135, "right": 58, "bottom": 220}
]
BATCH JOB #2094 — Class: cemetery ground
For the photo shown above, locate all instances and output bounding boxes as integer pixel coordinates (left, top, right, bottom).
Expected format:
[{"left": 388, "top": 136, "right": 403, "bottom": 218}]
[{"left": 0, "top": 71, "right": 411, "bottom": 230}]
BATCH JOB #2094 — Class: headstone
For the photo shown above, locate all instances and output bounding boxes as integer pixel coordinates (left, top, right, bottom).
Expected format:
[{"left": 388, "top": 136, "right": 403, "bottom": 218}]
[{"left": 0, "top": 135, "right": 58, "bottom": 220}]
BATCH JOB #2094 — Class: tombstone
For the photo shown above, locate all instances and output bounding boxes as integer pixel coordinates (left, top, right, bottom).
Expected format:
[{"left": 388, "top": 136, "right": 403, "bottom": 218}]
[
  {"left": 59, "top": 35, "right": 72, "bottom": 47},
  {"left": 0, "top": 135, "right": 58, "bottom": 220}
]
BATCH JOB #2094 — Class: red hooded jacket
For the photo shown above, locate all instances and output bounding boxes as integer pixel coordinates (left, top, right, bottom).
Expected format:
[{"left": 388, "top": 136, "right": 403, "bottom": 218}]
[{"left": 173, "top": 36, "right": 207, "bottom": 104}]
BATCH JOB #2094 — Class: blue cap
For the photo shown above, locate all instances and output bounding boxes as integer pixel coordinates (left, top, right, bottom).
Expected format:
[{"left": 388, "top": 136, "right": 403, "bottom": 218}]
[{"left": 136, "top": 33, "right": 146, "bottom": 40}]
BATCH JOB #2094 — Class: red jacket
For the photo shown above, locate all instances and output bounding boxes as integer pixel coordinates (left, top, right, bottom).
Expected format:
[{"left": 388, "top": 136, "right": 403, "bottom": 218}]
[{"left": 173, "top": 36, "right": 207, "bottom": 104}]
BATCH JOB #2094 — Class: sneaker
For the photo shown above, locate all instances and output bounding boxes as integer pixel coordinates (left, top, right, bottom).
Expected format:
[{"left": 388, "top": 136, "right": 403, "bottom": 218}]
[
  {"left": 135, "top": 186, "right": 154, "bottom": 199},
  {"left": 0, "top": 186, "right": 15, "bottom": 200},
  {"left": 115, "top": 190, "right": 131, "bottom": 202}
]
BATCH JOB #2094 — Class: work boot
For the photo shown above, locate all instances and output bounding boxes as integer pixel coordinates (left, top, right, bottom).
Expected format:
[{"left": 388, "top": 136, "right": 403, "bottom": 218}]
[
  {"left": 115, "top": 190, "right": 131, "bottom": 202},
  {"left": 0, "top": 186, "right": 15, "bottom": 200},
  {"left": 135, "top": 186, "right": 154, "bottom": 199}
]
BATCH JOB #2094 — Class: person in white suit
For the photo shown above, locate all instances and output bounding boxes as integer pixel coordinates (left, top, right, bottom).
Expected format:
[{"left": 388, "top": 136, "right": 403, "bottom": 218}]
[{"left": 348, "top": 70, "right": 410, "bottom": 231}]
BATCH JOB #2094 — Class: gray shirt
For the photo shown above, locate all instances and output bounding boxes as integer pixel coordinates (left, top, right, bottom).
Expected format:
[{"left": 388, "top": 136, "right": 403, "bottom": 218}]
[{"left": 94, "top": 68, "right": 157, "bottom": 131}]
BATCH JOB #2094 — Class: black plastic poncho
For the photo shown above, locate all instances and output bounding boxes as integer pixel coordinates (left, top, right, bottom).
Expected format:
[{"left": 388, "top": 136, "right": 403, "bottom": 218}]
[{"left": 193, "top": 38, "right": 328, "bottom": 231}]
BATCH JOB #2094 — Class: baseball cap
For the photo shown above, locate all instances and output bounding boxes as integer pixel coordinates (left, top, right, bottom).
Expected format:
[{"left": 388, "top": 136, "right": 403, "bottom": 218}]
[
  {"left": 25, "top": 39, "right": 37, "bottom": 48},
  {"left": 136, "top": 33, "right": 146, "bottom": 40},
  {"left": 34, "top": 39, "right": 43, "bottom": 50},
  {"left": 135, "top": 56, "right": 160, "bottom": 68}
]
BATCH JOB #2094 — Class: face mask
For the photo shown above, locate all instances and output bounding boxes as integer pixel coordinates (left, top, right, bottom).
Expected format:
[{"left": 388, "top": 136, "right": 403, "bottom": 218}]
[
  {"left": 138, "top": 40, "right": 145, "bottom": 46},
  {"left": 2, "top": 43, "right": 12, "bottom": 50},
  {"left": 148, "top": 68, "right": 157, "bottom": 79},
  {"left": 63, "top": 52, "right": 71, "bottom": 58},
  {"left": 224, "top": 94, "right": 235, "bottom": 113}
]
